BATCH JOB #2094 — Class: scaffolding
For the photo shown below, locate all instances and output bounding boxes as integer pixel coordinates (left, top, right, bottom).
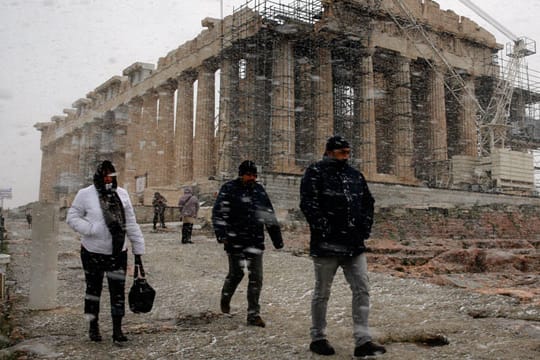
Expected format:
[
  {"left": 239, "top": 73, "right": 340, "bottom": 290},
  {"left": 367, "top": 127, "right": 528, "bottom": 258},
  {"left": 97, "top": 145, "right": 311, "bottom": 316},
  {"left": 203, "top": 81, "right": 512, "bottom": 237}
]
[{"left": 217, "top": 0, "right": 324, "bottom": 173}]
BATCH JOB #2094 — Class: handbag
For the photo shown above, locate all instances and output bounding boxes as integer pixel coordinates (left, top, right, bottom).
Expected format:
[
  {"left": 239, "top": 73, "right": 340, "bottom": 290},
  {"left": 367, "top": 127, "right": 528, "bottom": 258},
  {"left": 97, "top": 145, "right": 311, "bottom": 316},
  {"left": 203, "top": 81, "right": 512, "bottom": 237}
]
[{"left": 128, "top": 262, "right": 156, "bottom": 314}]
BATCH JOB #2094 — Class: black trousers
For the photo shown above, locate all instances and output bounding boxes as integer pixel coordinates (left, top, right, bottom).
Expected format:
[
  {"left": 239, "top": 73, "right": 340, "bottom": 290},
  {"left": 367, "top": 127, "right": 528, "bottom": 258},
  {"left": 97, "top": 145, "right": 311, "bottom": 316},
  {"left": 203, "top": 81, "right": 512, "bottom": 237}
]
[
  {"left": 80, "top": 247, "right": 127, "bottom": 318},
  {"left": 181, "top": 223, "right": 193, "bottom": 243},
  {"left": 153, "top": 211, "right": 165, "bottom": 227},
  {"left": 221, "top": 251, "right": 263, "bottom": 318}
]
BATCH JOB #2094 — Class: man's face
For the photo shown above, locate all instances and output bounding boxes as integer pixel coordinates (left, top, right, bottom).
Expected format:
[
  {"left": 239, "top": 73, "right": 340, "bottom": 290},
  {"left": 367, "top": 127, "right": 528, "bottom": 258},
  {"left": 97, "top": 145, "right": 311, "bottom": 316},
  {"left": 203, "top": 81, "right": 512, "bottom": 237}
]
[
  {"left": 327, "top": 147, "right": 351, "bottom": 161},
  {"left": 241, "top": 173, "right": 257, "bottom": 184},
  {"left": 103, "top": 171, "right": 116, "bottom": 185}
]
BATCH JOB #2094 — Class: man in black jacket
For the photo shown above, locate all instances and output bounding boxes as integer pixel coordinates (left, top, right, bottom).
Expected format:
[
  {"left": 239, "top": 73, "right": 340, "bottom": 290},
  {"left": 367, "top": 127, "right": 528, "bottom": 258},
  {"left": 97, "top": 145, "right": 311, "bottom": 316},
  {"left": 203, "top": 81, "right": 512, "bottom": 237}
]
[
  {"left": 300, "top": 136, "right": 386, "bottom": 357},
  {"left": 212, "top": 160, "right": 284, "bottom": 328}
]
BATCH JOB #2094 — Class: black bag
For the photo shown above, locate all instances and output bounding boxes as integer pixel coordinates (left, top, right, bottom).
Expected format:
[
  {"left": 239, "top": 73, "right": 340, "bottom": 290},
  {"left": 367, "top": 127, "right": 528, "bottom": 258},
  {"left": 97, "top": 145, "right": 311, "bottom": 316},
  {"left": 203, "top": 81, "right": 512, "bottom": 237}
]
[{"left": 128, "top": 263, "right": 156, "bottom": 314}]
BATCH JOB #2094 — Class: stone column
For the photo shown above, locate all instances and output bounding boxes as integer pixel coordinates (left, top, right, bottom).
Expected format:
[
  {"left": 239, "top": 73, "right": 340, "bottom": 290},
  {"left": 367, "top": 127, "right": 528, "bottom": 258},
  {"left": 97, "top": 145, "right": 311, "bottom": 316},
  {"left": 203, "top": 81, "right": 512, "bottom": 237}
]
[
  {"left": 29, "top": 202, "right": 58, "bottom": 309},
  {"left": 175, "top": 74, "right": 195, "bottom": 184},
  {"left": 392, "top": 55, "right": 415, "bottom": 180},
  {"left": 296, "top": 58, "right": 315, "bottom": 166},
  {"left": 458, "top": 75, "right": 478, "bottom": 157},
  {"left": 271, "top": 39, "right": 297, "bottom": 172},
  {"left": 238, "top": 58, "right": 257, "bottom": 160},
  {"left": 217, "top": 57, "right": 235, "bottom": 178},
  {"left": 427, "top": 65, "right": 448, "bottom": 161},
  {"left": 194, "top": 64, "right": 215, "bottom": 179},
  {"left": 39, "top": 144, "right": 56, "bottom": 203},
  {"left": 354, "top": 51, "right": 377, "bottom": 177},
  {"left": 157, "top": 82, "right": 177, "bottom": 186},
  {"left": 125, "top": 97, "right": 143, "bottom": 195},
  {"left": 313, "top": 47, "right": 334, "bottom": 158},
  {"left": 141, "top": 90, "right": 158, "bottom": 186}
]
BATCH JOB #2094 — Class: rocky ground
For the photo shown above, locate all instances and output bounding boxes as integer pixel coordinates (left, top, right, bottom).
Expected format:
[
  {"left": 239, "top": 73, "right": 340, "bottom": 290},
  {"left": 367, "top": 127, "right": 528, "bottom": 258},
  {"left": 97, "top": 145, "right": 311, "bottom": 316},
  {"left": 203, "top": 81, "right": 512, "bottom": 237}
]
[{"left": 0, "top": 218, "right": 539, "bottom": 359}]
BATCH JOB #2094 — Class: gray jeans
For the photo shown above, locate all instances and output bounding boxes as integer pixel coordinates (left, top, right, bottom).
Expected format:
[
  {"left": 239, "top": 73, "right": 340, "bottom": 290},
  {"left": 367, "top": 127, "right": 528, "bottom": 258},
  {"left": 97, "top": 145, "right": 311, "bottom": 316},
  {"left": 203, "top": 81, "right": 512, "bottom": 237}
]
[{"left": 311, "top": 254, "right": 372, "bottom": 346}]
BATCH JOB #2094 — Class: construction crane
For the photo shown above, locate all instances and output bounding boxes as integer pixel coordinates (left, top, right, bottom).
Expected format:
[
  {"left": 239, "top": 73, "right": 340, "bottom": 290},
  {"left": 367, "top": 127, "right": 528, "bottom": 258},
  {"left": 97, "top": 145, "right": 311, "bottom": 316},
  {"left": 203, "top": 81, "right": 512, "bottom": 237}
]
[
  {"left": 386, "top": 0, "right": 536, "bottom": 156},
  {"left": 457, "top": 0, "right": 536, "bottom": 155}
]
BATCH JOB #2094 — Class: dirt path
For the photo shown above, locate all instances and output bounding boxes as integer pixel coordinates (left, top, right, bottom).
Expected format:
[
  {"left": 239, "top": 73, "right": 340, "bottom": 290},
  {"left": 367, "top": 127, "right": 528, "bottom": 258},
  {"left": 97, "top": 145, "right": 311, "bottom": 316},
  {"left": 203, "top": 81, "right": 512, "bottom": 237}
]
[{"left": 1, "top": 219, "right": 539, "bottom": 359}]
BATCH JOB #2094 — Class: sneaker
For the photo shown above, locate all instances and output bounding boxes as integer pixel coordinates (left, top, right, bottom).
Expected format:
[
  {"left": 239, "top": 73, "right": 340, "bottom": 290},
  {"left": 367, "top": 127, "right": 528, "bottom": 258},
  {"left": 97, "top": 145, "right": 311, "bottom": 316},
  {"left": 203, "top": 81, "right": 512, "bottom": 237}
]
[
  {"left": 309, "top": 339, "right": 335, "bottom": 356},
  {"left": 247, "top": 315, "right": 266, "bottom": 327},
  {"left": 220, "top": 298, "right": 230, "bottom": 314},
  {"left": 354, "top": 341, "right": 386, "bottom": 357}
]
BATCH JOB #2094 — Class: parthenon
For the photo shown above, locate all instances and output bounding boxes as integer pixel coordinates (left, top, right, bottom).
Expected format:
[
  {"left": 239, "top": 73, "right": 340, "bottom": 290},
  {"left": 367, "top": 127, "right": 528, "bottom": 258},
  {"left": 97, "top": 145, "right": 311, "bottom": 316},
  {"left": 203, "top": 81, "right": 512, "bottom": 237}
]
[{"left": 35, "top": 0, "right": 540, "bottom": 206}]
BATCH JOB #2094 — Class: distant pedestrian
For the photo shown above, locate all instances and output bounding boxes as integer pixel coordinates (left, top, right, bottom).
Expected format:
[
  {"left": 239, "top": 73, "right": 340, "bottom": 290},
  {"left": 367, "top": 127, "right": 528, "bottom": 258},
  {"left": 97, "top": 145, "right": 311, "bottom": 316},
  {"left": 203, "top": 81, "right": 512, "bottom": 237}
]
[
  {"left": 177, "top": 187, "right": 199, "bottom": 244},
  {"left": 152, "top": 192, "right": 167, "bottom": 230},
  {"left": 25, "top": 209, "right": 32, "bottom": 229},
  {"left": 300, "top": 136, "right": 386, "bottom": 357},
  {"left": 66, "top": 160, "right": 145, "bottom": 344},
  {"left": 0, "top": 208, "right": 5, "bottom": 241},
  {"left": 212, "top": 160, "right": 284, "bottom": 327}
]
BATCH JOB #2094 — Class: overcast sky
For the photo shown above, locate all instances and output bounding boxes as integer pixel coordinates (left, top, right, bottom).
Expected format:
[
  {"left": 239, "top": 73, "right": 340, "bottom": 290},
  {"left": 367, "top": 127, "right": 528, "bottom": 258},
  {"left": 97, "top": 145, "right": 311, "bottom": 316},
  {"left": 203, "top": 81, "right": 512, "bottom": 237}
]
[{"left": 1, "top": 0, "right": 539, "bottom": 208}]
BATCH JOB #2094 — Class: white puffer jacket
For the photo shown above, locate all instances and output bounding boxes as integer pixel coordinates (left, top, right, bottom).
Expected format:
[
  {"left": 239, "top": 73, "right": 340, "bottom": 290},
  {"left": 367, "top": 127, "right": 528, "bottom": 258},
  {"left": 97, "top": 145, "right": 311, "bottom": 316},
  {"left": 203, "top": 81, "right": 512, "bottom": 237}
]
[{"left": 67, "top": 185, "right": 145, "bottom": 255}]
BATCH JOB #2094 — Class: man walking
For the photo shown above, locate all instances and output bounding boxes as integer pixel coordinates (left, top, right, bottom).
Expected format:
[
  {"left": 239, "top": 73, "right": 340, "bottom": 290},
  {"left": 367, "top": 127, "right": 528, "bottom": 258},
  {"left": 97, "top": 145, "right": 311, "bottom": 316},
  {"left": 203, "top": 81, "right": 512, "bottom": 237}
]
[
  {"left": 212, "top": 160, "right": 284, "bottom": 327},
  {"left": 300, "top": 136, "right": 386, "bottom": 357}
]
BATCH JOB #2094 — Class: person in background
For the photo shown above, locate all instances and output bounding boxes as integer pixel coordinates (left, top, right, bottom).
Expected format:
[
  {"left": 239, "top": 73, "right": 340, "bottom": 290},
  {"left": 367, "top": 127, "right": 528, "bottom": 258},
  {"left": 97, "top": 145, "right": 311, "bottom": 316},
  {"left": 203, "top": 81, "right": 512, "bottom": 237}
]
[
  {"left": 300, "top": 136, "right": 386, "bottom": 357},
  {"left": 177, "top": 187, "right": 199, "bottom": 244},
  {"left": 67, "top": 160, "right": 145, "bottom": 344},
  {"left": 212, "top": 160, "right": 284, "bottom": 328},
  {"left": 25, "top": 208, "right": 32, "bottom": 229},
  {"left": 152, "top": 192, "right": 167, "bottom": 230}
]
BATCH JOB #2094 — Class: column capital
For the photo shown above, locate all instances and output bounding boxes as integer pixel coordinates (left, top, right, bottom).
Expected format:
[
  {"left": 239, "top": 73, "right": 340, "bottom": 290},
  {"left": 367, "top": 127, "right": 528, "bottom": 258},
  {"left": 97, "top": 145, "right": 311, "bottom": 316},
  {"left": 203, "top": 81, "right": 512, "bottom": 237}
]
[
  {"left": 157, "top": 80, "right": 177, "bottom": 95},
  {"left": 127, "top": 95, "right": 143, "bottom": 107},
  {"left": 176, "top": 70, "right": 197, "bottom": 84}
]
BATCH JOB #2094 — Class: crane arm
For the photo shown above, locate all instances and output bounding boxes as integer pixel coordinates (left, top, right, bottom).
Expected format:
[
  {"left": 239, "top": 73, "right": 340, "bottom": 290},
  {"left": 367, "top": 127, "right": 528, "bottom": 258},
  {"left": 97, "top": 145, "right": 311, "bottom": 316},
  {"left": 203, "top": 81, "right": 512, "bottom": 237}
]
[{"left": 457, "top": 0, "right": 518, "bottom": 42}]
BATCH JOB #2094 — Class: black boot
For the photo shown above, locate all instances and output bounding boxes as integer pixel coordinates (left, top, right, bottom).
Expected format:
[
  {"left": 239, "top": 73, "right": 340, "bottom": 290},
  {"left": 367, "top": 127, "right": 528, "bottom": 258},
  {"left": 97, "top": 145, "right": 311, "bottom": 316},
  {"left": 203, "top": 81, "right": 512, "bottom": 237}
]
[
  {"left": 89, "top": 316, "right": 102, "bottom": 342},
  {"left": 112, "top": 316, "right": 128, "bottom": 343}
]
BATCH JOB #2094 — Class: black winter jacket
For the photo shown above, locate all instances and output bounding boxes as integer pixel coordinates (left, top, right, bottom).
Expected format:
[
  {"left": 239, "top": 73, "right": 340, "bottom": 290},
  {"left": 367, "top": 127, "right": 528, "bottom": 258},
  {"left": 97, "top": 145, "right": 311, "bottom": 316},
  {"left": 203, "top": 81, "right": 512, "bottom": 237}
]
[
  {"left": 212, "top": 178, "right": 283, "bottom": 254},
  {"left": 300, "top": 157, "right": 374, "bottom": 257}
]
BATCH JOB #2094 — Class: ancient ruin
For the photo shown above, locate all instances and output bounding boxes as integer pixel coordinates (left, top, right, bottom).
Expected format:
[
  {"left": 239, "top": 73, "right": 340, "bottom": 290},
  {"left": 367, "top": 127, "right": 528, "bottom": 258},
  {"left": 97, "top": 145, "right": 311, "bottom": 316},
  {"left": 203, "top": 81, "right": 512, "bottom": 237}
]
[{"left": 35, "top": 0, "right": 540, "bottom": 207}]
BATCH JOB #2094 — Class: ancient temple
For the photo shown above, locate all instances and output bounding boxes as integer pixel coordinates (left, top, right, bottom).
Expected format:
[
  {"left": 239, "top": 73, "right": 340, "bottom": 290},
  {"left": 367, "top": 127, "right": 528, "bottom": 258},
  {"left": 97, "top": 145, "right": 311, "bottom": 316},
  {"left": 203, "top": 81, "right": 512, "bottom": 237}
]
[{"left": 35, "top": 0, "right": 539, "bottom": 207}]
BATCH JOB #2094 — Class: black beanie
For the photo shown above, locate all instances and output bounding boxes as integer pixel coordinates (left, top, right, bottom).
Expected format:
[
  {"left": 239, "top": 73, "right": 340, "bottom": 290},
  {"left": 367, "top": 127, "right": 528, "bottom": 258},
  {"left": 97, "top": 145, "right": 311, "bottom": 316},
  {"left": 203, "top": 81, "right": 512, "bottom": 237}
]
[
  {"left": 238, "top": 160, "right": 257, "bottom": 176},
  {"left": 325, "top": 135, "right": 350, "bottom": 152}
]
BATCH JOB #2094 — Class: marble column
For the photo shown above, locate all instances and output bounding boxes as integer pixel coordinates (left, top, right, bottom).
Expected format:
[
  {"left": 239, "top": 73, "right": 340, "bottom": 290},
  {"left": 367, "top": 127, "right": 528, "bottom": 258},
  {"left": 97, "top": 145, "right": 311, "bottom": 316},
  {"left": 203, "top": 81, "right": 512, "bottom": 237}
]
[
  {"left": 217, "top": 57, "right": 235, "bottom": 178},
  {"left": 458, "top": 75, "right": 478, "bottom": 157},
  {"left": 354, "top": 52, "right": 377, "bottom": 177},
  {"left": 238, "top": 58, "right": 257, "bottom": 160},
  {"left": 125, "top": 97, "right": 143, "bottom": 195},
  {"left": 39, "top": 144, "right": 56, "bottom": 203},
  {"left": 296, "top": 58, "right": 315, "bottom": 165},
  {"left": 194, "top": 64, "right": 215, "bottom": 179},
  {"left": 175, "top": 74, "right": 195, "bottom": 184},
  {"left": 313, "top": 47, "right": 334, "bottom": 158},
  {"left": 271, "top": 39, "right": 297, "bottom": 172},
  {"left": 157, "top": 82, "right": 176, "bottom": 186},
  {"left": 392, "top": 56, "right": 414, "bottom": 180},
  {"left": 141, "top": 90, "right": 158, "bottom": 186},
  {"left": 427, "top": 65, "right": 448, "bottom": 161}
]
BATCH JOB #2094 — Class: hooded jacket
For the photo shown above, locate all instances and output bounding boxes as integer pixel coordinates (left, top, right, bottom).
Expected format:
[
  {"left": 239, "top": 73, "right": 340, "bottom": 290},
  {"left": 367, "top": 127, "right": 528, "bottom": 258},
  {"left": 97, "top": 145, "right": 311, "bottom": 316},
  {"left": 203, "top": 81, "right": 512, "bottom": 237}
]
[
  {"left": 212, "top": 178, "right": 283, "bottom": 254},
  {"left": 178, "top": 188, "right": 199, "bottom": 218},
  {"left": 67, "top": 161, "right": 145, "bottom": 256},
  {"left": 300, "top": 157, "right": 374, "bottom": 257}
]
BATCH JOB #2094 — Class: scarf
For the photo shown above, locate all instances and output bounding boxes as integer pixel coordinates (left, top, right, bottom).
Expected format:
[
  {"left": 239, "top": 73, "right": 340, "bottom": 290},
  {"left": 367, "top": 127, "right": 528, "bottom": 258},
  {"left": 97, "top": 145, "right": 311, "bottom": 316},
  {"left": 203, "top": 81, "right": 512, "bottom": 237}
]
[{"left": 93, "top": 161, "right": 126, "bottom": 255}]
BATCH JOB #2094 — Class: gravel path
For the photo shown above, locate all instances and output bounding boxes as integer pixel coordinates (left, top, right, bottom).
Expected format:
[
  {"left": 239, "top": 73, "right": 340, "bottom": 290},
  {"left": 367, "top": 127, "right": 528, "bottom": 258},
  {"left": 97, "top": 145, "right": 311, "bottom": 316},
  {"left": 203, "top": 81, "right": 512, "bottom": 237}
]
[{"left": 2, "top": 219, "right": 539, "bottom": 359}]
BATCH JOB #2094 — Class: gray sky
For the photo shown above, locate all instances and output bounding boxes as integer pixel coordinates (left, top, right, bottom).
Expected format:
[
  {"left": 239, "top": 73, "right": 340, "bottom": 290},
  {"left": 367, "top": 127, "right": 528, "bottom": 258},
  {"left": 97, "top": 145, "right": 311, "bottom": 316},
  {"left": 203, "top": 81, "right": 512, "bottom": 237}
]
[{"left": 1, "top": 0, "right": 539, "bottom": 208}]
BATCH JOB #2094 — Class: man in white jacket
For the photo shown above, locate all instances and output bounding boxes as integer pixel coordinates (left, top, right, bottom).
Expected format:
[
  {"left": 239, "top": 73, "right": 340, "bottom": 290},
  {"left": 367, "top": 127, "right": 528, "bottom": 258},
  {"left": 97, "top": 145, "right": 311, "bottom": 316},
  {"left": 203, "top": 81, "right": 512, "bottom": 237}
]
[{"left": 67, "top": 160, "right": 145, "bottom": 343}]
